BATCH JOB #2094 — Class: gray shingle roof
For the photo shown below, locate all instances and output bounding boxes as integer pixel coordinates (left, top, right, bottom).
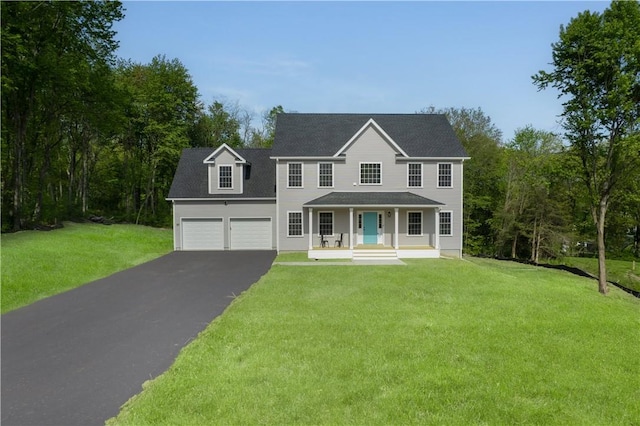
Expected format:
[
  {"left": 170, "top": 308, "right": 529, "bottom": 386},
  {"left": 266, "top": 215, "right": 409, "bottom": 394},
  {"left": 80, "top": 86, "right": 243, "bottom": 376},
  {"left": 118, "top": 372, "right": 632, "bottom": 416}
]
[
  {"left": 168, "top": 148, "right": 275, "bottom": 199},
  {"left": 303, "top": 192, "right": 444, "bottom": 207},
  {"left": 272, "top": 113, "right": 468, "bottom": 158}
]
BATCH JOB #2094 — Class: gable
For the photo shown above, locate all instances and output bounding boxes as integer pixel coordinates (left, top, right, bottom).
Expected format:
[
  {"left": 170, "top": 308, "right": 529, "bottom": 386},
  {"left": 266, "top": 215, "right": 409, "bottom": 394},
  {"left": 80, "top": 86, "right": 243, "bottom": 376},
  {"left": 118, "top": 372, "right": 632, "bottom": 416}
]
[
  {"left": 334, "top": 118, "right": 408, "bottom": 157},
  {"left": 203, "top": 143, "right": 247, "bottom": 164}
]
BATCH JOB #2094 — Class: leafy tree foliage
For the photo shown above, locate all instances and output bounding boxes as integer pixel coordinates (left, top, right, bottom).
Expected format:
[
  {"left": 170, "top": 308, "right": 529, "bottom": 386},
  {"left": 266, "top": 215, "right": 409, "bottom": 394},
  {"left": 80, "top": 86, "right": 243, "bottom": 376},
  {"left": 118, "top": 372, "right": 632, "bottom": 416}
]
[
  {"left": 533, "top": 0, "right": 640, "bottom": 293},
  {"left": 1, "top": 1, "right": 124, "bottom": 231},
  {"left": 422, "top": 106, "right": 505, "bottom": 255}
]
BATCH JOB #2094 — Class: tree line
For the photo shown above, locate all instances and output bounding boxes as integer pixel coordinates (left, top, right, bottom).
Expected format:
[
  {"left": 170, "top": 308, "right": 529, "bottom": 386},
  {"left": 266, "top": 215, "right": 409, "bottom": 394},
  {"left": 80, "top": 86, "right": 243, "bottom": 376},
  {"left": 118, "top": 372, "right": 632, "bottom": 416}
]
[
  {"left": 1, "top": 1, "right": 281, "bottom": 230},
  {"left": 2, "top": 1, "right": 638, "bottom": 292}
]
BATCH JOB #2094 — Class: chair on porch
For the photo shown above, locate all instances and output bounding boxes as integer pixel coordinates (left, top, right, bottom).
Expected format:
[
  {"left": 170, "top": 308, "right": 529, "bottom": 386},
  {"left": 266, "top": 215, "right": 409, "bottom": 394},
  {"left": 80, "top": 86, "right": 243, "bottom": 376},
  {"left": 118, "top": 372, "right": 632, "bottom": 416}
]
[
  {"left": 334, "top": 233, "right": 344, "bottom": 247},
  {"left": 320, "top": 234, "right": 329, "bottom": 248}
]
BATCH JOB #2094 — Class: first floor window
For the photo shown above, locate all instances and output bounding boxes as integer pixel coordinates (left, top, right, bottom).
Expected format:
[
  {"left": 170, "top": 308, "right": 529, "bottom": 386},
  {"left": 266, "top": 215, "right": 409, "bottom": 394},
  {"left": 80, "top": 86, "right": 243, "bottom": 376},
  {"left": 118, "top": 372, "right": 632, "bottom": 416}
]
[
  {"left": 438, "top": 163, "right": 452, "bottom": 188},
  {"left": 360, "top": 162, "right": 381, "bottom": 185},
  {"left": 439, "top": 211, "right": 452, "bottom": 236},
  {"left": 318, "top": 212, "right": 333, "bottom": 236},
  {"left": 408, "top": 212, "right": 422, "bottom": 236},
  {"left": 218, "top": 165, "right": 232, "bottom": 188},
  {"left": 288, "top": 162, "right": 303, "bottom": 187},
  {"left": 288, "top": 212, "right": 302, "bottom": 237}
]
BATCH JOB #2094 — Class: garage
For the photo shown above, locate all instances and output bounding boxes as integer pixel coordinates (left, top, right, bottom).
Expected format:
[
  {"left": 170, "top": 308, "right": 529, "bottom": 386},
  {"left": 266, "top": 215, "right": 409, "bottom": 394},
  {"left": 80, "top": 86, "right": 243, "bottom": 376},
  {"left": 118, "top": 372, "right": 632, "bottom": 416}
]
[
  {"left": 181, "top": 218, "right": 224, "bottom": 250},
  {"left": 229, "top": 218, "right": 272, "bottom": 250}
]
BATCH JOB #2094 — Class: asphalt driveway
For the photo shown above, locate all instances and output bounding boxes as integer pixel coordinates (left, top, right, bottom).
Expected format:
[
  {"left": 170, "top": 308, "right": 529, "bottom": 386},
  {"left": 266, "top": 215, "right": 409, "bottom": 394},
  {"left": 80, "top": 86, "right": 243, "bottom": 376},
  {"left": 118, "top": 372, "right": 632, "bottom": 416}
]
[{"left": 1, "top": 250, "right": 276, "bottom": 426}]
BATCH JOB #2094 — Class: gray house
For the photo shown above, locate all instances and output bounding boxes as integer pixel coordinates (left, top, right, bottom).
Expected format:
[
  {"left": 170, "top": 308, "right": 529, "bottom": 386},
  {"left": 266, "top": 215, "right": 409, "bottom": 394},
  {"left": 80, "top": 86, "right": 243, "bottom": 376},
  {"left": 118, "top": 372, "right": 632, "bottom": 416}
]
[{"left": 168, "top": 113, "right": 469, "bottom": 259}]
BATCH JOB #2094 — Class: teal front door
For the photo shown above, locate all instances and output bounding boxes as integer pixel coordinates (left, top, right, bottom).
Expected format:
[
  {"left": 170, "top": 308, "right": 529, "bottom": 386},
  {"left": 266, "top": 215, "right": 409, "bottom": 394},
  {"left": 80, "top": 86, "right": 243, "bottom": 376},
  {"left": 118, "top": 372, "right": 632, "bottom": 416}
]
[{"left": 363, "top": 212, "right": 378, "bottom": 244}]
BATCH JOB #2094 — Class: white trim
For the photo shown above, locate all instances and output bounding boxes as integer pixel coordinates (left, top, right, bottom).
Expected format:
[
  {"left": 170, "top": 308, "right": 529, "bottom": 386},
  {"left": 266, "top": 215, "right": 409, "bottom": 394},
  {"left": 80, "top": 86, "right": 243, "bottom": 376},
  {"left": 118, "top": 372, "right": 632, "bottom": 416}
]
[
  {"left": 439, "top": 210, "right": 453, "bottom": 236},
  {"left": 437, "top": 162, "right": 453, "bottom": 188},
  {"left": 286, "top": 211, "right": 304, "bottom": 238},
  {"left": 308, "top": 208, "right": 313, "bottom": 250},
  {"left": 271, "top": 156, "right": 346, "bottom": 161},
  {"left": 396, "top": 157, "right": 470, "bottom": 161},
  {"left": 407, "top": 163, "right": 423, "bottom": 188},
  {"left": 317, "top": 162, "right": 334, "bottom": 188},
  {"left": 407, "top": 211, "right": 423, "bottom": 237},
  {"left": 275, "top": 159, "right": 280, "bottom": 253},
  {"left": 359, "top": 162, "right": 382, "bottom": 185},
  {"left": 217, "top": 164, "right": 233, "bottom": 189},
  {"left": 208, "top": 164, "right": 214, "bottom": 194},
  {"left": 334, "top": 118, "right": 409, "bottom": 157},
  {"left": 167, "top": 198, "right": 276, "bottom": 201},
  {"left": 349, "top": 208, "right": 354, "bottom": 250},
  {"left": 203, "top": 143, "right": 247, "bottom": 164},
  {"left": 318, "top": 211, "right": 334, "bottom": 237},
  {"left": 357, "top": 210, "right": 384, "bottom": 245},
  {"left": 304, "top": 204, "right": 443, "bottom": 208},
  {"left": 460, "top": 161, "right": 464, "bottom": 253},
  {"left": 287, "top": 162, "right": 304, "bottom": 188},
  {"left": 394, "top": 208, "right": 399, "bottom": 249}
]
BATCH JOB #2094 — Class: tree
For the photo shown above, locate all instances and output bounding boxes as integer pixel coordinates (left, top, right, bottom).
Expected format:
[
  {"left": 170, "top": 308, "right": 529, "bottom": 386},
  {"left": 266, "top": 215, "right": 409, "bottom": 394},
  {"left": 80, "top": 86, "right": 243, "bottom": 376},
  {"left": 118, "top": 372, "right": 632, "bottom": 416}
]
[
  {"left": 1, "top": 1, "right": 124, "bottom": 230},
  {"left": 496, "top": 126, "right": 568, "bottom": 261},
  {"left": 533, "top": 0, "right": 640, "bottom": 294},
  {"left": 114, "top": 55, "right": 200, "bottom": 225},
  {"left": 421, "top": 106, "right": 504, "bottom": 255}
]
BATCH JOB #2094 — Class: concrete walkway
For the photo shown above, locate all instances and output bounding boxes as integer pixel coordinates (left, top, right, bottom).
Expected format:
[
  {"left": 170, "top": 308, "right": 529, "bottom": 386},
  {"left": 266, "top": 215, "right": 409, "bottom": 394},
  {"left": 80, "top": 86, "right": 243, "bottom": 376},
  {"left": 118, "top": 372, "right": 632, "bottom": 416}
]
[{"left": 1, "top": 251, "right": 276, "bottom": 426}]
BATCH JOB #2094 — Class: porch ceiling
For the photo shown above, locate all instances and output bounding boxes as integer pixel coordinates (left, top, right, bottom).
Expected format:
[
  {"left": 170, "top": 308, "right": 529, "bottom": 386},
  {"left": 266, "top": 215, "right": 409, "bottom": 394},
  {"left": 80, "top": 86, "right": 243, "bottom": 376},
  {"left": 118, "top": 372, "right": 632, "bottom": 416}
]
[{"left": 303, "top": 191, "right": 444, "bottom": 208}]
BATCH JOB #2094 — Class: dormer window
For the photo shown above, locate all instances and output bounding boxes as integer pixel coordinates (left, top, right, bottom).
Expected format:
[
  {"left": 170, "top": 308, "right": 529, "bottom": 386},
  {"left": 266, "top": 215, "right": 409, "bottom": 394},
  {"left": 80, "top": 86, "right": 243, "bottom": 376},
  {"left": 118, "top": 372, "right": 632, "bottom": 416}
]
[{"left": 218, "top": 165, "right": 232, "bottom": 189}]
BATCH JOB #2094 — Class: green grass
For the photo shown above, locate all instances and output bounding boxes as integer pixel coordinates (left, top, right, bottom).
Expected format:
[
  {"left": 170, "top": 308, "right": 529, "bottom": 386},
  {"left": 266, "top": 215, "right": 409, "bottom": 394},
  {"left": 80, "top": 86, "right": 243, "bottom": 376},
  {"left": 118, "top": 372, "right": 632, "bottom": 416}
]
[
  {"left": 108, "top": 257, "right": 639, "bottom": 425},
  {"left": 1, "top": 222, "right": 172, "bottom": 313},
  {"left": 556, "top": 256, "right": 640, "bottom": 293}
]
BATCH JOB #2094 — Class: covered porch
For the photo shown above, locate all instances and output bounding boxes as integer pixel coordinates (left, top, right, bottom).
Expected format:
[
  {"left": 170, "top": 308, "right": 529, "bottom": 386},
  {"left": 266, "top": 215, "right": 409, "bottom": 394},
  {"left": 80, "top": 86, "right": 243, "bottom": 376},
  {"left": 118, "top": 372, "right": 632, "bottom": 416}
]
[{"left": 303, "top": 192, "right": 444, "bottom": 260}]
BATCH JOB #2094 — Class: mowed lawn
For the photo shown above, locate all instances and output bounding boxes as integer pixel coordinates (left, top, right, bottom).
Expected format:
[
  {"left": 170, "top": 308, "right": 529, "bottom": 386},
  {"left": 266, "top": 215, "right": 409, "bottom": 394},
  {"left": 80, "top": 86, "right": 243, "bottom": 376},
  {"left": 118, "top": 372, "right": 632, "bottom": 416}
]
[
  {"left": 559, "top": 256, "right": 640, "bottom": 293},
  {"left": 109, "top": 257, "right": 639, "bottom": 425},
  {"left": 1, "top": 222, "right": 172, "bottom": 313}
]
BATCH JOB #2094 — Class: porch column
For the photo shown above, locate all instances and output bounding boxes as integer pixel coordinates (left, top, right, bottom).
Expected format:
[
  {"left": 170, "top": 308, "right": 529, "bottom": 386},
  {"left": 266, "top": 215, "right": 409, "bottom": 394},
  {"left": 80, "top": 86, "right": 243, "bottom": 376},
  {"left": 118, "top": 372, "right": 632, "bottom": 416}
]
[
  {"left": 394, "top": 208, "right": 399, "bottom": 249},
  {"left": 349, "top": 208, "right": 354, "bottom": 249},
  {"left": 435, "top": 207, "right": 440, "bottom": 249},
  {"left": 308, "top": 208, "right": 313, "bottom": 250}
]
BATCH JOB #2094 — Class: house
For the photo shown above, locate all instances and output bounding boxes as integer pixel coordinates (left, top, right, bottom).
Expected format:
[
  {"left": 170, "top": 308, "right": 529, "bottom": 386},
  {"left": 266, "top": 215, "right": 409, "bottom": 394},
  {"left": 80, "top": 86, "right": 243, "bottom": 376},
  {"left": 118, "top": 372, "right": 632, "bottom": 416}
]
[{"left": 167, "top": 113, "right": 469, "bottom": 259}]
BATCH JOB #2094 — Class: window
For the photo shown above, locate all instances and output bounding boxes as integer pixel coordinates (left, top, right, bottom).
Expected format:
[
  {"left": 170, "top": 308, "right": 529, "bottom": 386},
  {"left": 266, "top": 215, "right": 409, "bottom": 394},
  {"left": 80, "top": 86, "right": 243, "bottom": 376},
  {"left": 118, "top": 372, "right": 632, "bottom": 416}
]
[
  {"left": 318, "top": 163, "right": 333, "bottom": 187},
  {"left": 218, "top": 165, "right": 232, "bottom": 189},
  {"left": 438, "top": 163, "right": 452, "bottom": 188},
  {"left": 408, "top": 212, "right": 422, "bottom": 236},
  {"left": 288, "top": 163, "right": 303, "bottom": 188},
  {"left": 318, "top": 212, "right": 333, "bottom": 236},
  {"left": 360, "top": 162, "right": 381, "bottom": 185},
  {"left": 439, "top": 211, "right": 452, "bottom": 236},
  {"left": 408, "top": 163, "right": 422, "bottom": 187},
  {"left": 287, "top": 212, "right": 303, "bottom": 237}
]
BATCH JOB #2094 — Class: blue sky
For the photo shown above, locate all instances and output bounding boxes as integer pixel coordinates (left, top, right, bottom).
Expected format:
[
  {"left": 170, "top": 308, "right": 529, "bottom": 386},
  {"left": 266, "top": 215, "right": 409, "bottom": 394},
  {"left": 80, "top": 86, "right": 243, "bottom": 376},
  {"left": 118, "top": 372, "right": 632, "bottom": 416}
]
[{"left": 113, "top": 1, "right": 609, "bottom": 142}]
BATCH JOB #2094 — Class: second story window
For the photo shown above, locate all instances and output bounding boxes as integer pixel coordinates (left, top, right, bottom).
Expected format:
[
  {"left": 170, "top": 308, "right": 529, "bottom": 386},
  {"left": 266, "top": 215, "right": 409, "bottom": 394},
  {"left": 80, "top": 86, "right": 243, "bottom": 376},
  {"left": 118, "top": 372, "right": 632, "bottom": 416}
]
[
  {"left": 408, "top": 163, "right": 422, "bottom": 187},
  {"left": 318, "top": 163, "right": 333, "bottom": 187},
  {"left": 218, "top": 165, "right": 232, "bottom": 189},
  {"left": 360, "top": 162, "right": 381, "bottom": 185},
  {"left": 288, "top": 162, "right": 303, "bottom": 188},
  {"left": 438, "top": 163, "right": 452, "bottom": 188}
]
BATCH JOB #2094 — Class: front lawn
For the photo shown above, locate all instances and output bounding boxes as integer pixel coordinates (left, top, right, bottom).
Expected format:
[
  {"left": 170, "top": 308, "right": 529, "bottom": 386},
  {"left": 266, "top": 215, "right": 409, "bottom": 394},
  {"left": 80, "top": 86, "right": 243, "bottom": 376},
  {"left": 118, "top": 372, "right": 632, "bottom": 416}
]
[
  {"left": 109, "top": 257, "right": 639, "bottom": 425},
  {"left": 1, "top": 222, "right": 172, "bottom": 313}
]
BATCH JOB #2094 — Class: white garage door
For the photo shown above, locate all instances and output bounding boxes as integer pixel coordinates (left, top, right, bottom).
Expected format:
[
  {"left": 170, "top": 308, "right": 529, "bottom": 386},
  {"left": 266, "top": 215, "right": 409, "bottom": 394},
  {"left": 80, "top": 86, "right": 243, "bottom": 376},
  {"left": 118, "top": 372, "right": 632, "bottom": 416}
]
[
  {"left": 182, "top": 218, "right": 224, "bottom": 250},
  {"left": 229, "top": 218, "right": 272, "bottom": 250}
]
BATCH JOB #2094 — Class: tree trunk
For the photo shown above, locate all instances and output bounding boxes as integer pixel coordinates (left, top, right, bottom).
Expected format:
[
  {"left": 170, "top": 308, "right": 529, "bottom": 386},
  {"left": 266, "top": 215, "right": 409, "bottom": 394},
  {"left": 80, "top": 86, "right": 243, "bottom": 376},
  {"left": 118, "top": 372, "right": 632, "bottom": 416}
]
[
  {"left": 511, "top": 231, "right": 518, "bottom": 258},
  {"left": 530, "top": 217, "right": 537, "bottom": 263},
  {"left": 593, "top": 201, "right": 609, "bottom": 295}
]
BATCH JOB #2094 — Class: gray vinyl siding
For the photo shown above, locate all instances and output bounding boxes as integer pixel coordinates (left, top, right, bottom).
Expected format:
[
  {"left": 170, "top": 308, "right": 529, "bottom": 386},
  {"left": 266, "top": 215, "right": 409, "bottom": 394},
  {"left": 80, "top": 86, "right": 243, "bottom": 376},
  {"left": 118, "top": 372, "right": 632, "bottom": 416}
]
[
  {"left": 173, "top": 199, "right": 276, "bottom": 250},
  {"left": 276, "top": 125, "right": 464, "bottom": 256},
  {"left": 207, "top": 150, "right": 243, "bottom": 195}
]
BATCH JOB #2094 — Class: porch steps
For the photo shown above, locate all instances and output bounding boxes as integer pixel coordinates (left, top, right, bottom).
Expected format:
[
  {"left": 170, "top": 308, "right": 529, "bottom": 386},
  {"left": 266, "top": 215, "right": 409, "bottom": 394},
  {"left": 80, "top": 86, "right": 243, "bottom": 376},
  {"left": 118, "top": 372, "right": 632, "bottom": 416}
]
[{"left": 352, "top": 248, "right": 398, "bottom": 261}]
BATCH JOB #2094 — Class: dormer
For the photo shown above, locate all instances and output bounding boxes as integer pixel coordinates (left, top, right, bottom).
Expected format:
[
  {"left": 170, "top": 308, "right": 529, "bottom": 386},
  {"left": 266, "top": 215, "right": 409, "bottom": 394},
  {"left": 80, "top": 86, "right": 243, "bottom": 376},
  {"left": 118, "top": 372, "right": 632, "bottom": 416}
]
[{"left": 203, "top": 143, "right": 246, "bottom": 194}]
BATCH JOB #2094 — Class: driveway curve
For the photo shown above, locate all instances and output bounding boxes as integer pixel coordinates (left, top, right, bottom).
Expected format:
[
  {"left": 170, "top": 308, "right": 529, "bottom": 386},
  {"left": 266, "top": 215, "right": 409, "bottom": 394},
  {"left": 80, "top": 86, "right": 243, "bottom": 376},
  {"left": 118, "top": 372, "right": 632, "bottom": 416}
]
[{"left": 1, "top": 251, "right": 276, "bottom": 426}]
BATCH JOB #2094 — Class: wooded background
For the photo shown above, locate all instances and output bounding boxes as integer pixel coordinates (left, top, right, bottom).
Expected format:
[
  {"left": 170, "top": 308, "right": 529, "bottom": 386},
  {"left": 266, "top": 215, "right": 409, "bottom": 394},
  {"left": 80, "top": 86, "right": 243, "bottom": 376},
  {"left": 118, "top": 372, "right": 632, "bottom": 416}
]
[{"left": 2, "top": 1, "right": 638, "bottom": 264}]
